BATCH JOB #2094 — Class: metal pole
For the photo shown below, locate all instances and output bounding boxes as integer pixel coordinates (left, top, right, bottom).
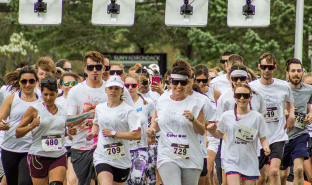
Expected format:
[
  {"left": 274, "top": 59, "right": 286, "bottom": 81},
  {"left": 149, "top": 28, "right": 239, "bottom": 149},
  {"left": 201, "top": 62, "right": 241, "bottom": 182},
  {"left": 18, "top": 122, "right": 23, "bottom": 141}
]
[
  {"left": 294, "top": 0, "right": 304, "bottom": 62},
  {"left": 309, "top": 18, "right": 312, "bottom": 70}
]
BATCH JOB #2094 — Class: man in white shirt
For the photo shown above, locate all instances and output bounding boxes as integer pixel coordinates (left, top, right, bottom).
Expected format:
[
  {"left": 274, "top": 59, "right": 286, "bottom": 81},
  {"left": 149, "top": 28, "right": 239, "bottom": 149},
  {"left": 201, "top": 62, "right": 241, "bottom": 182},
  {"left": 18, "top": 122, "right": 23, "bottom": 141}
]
[
  {"left": 218, "top": 51, "right": 232, "bottom": 76},
  {"left": 249, "top": 52, "right": 295, "bottom": 185}
]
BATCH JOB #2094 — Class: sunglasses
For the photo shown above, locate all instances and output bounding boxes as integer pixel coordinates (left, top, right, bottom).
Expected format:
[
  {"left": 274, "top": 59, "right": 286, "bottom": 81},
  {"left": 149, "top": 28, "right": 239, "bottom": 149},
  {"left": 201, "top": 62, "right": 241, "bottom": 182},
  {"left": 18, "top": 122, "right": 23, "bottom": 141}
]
[
  {"left": 259, "top": 65, "right": 275, "bottom": 70},
  {"left": 171, "top": 79, "right": 188, "bottom": 86},
  {"left": 86, "top": 65, "right": 103, "bottom": 71},
  {"left": 220, "top": 60, "right": 228, "bottom": 64},
  {"left": 234, "top": 93, "right": 251, "bottom": 99},
  {"left": 61, "top": 81, "right": 78, "bottom": 86},
  {"left": 41, "top": 78, "right": 57, "bottom": 84},
  {"left": 196, "top": 79, "right": 208, "bottom": 84},
  {"left": 109, "top": 70, "right": 123, "bottom": 76},
  {"left": 165, "top": 80, "right": 170, "bottom": 85},
  {"left": 104, "top": 65, "right": 110, "bottom": 72},
  {"left": 141, "top": 79, "right": 149, "bottom": 85},
  {"left": 20, "top": 79, "right": 36, "bottom": 85},
  {"left": 63, "top": 68, "right": 72, "bottom": 71},
  {"left": 125, "top": 83, "right": 138, "bottom": 88},
  {"left": 231, "top": 76, "right": 247, "bottom": 82}
]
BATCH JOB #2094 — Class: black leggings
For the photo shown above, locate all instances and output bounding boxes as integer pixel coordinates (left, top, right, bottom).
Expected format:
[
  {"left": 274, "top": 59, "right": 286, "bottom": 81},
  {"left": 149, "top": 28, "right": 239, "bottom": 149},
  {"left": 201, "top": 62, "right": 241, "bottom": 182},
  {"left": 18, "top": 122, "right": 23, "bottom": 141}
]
[{"left": 1, "top": 149, "right": 33, "bottom": 185}]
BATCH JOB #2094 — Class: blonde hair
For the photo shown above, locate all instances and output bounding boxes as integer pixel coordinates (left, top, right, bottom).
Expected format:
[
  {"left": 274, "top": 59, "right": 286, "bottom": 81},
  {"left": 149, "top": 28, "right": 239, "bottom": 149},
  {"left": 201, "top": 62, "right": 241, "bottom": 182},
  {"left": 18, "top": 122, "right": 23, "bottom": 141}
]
[{"left": 124, "top": 73, "right": 148, "bottom": 105}]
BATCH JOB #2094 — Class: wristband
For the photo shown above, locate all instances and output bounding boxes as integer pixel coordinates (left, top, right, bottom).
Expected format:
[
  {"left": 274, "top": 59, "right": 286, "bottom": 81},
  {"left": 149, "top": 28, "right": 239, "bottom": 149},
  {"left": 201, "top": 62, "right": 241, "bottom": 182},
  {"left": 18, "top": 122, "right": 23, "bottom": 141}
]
[{"left": 191, "top": 116, "right": 195, "bottom": 122}]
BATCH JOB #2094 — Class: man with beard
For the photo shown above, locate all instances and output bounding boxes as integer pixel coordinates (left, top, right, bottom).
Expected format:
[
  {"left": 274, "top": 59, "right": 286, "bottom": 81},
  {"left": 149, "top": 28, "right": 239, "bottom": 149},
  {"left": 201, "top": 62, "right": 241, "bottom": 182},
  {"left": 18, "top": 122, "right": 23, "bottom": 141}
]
[
  {"left": 249, "top": 53, "right": 295, "bottom": 185},
  {"left": 279, "top": 58, "right": 312, "bottom": 185}
]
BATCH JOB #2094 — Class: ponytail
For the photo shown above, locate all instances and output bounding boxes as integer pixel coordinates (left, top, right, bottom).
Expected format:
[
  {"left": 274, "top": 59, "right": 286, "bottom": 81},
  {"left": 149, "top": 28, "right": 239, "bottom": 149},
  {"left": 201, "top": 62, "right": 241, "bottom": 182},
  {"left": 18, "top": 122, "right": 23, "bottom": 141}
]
[{"left": 138, "top": 93, "right": 148, "bottom": 105}]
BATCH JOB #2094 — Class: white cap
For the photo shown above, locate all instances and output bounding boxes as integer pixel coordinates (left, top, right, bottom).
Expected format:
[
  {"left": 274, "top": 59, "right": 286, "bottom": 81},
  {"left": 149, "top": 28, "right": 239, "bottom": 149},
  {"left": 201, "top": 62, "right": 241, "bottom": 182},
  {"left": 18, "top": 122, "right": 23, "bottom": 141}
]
[
  {"left": 106, "top": 76, "right": 124, "bottom": 88},
  {"left": 149, "top": 64, "right": 160, "bottom": 73}
]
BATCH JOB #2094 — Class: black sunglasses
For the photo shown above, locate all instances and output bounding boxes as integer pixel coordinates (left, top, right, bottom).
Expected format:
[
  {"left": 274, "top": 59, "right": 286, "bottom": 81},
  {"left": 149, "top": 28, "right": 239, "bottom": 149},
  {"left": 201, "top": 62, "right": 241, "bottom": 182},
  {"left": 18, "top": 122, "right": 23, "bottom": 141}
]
[
  {"left": 109, "top": 70, "right": 123, "bottom": 76},
  {"left": 171, "top": 79, "right": 188, "bottom": 86},
  {"left": 125, "top": 83, "right": 138, "bottom": 88},
  {"left": 63, "top": 68, "right": 72, "bottom": 71},
  {"left": 41, "top": 78, "right": 57, "bottom": 85},
  {"left": 165, "top": 80, "right": 170, "bottom": 85},
  {"left": 231, "top": 76, "right": 247, "bottom": 82},
  {"left": 86, "top": 65, "right": 103, "bottom": 71},
  {"left": 104, "top": 65, "right": 110, "bottom": 72},
  {"left": 234, "top": 93, "right": 251, "bottom": 99},
  {"left": 141, "top": 79, "right": 149, "bottom": 85},
  {"left": 259, "top": 65, "right": 275, "bottom": 70},
  {"left": 220, "top": 60, "right": 227, "bottom": 64},
  {"left": 20, "top": 79, "right": 36, "bottom": 85},
  {"left": 196, "top": 79, "right": 208, "bottom": 84}
]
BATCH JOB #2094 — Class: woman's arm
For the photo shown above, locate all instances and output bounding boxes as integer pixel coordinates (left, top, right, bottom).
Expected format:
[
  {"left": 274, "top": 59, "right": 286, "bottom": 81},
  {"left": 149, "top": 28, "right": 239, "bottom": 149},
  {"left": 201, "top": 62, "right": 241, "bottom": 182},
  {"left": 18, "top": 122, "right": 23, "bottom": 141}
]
[
  {"left": 102, "top": 128, "right": 141, "bottom": 140},
  {"left": 86, "top": 124, "right": 99, "bottom": 141},
  {"left": 206, "top": 122, "right": 224, "bottom": 139},
  {"left": 147, "top": 110, "right": 160, "bottom": 140},
  {"left": 260, "top": 137, "right": 271, "bottom": 156},
  {"left": 184, "top": 109, "right": 205, "bottom": 135},
  {"left": 0, "top": 94, "right": 14, "bottom": 131},
  {"left": 16, "top": 107, "right": 38, "bottom": 138}
]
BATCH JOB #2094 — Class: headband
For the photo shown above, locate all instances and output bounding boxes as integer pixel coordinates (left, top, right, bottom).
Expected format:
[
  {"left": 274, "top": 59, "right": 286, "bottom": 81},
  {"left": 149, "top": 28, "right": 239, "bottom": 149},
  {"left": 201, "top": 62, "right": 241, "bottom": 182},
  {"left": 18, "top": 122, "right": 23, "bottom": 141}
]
[
  {"left": 170, "top": 74, "right": 188, "bottom": 79},
  {"left": 230, "top": 70, "right": 248, "bottom": 77}
]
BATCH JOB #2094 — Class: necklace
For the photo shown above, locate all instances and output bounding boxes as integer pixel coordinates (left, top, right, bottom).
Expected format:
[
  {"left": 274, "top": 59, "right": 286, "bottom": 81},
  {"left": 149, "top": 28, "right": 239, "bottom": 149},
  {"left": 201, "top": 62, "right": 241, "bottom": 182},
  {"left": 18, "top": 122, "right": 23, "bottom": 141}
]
[{"left": 44, "top": 103, "right": 58, "bottom": 115}]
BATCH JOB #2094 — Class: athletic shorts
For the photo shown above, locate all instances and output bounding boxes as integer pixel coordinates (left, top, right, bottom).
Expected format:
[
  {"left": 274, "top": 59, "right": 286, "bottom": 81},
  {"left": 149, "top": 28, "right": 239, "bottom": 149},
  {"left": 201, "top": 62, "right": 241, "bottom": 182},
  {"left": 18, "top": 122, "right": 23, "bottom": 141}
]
[
  {"left": 226, "top": 171, "right": 259, "bottom": 181},
  {"left": 280, "top": 134, "right": 309, "bottom": 170},
  {"left": 259, "top": 148, "right": 270, "bottom": 170},
  {"left": 65, "top": 146, "right": 72, "bottom": 158},
  {"left": 207, "top": 136, "right": 220, "bottom": 153},
  {"left": 307, "top": 137, "right": 312, "bottom": 158},
  {"left": 200, "top": 158, "right": 208, "bottom": 177},
  {"left": 95, "top": 163, "right": 130, "bottom": 183},
  {"left": 27, "top": 153, "right": 67, "bottom": 178}
]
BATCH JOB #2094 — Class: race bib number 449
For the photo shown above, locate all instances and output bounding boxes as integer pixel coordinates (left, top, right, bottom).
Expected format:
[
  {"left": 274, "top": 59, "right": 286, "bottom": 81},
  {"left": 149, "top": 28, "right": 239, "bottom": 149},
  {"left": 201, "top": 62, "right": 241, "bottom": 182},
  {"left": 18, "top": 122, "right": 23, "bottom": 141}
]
[
  {"left": 294, "top": 112, "right": 305, "bottom": 129},
  {"left": 104, "top": 142, "right": 125, "bottom": 159},
  {"left": 41, "top": 135, "right": 62, "bottom": 151},
  {"left": 170, "top": 143, "right": 190, "bottom": 160},
  {"left": 265, "top": 107, "right": 278, "bottom": 122}
]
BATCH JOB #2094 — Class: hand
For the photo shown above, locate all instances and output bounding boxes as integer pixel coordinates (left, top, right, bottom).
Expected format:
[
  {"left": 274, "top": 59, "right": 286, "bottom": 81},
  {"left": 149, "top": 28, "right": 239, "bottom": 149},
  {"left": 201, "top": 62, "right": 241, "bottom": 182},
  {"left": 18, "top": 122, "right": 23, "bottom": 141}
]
[
  {"left": 263, "top": 145, "right": 271, "bottom": 156},
  {"left": 0, "top": 120, "right": 10, "bottom": 131},
  {"left": 147, "top": 137, "right": 156, "bottom": 145},
  {"left": 102, "top": 128, "right": 113, "bottom": 137},
  {"left": 304, "top": 112, "right": 312, "bottom": 125},
  {"left": 30, "top": 117, "right": 40, "bottom": 129},
  {"left": 68, "top": 125, "right": 77, "bottom": 135},
  {"left": 147, "top": 128, "right": 156, "bottom": 139},
  {"left": 285, "top": 116, "right": 295, "bottom": 133},
  {"left": 86, "top": 132, "right": 95, "bottom": 141},
  {"left": 151, "top": 82, "right": 164, "bottom": 95},
  {"left": 206, "top": 121, "right": 217, "bottom": 133},
  {"left": 183, "top": 110, "right": 194, "bottom": 122},
  {"left": 69, "top": 135, "right": 74, "bottom": 140}
]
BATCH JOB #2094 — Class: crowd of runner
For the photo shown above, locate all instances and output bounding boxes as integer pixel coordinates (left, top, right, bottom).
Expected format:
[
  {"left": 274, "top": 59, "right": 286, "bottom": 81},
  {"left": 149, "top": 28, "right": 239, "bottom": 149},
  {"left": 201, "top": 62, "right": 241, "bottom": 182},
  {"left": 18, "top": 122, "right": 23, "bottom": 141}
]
[{"left": 0, "top": 51, "right": 311, "bottom": 185}]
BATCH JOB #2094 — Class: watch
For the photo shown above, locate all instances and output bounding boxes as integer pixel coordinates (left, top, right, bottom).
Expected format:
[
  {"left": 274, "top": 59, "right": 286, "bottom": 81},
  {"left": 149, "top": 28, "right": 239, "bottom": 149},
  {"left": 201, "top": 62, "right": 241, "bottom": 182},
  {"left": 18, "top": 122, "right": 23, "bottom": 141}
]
[{"left": 111, "top": 130, "right": 117, "bottom": 137}]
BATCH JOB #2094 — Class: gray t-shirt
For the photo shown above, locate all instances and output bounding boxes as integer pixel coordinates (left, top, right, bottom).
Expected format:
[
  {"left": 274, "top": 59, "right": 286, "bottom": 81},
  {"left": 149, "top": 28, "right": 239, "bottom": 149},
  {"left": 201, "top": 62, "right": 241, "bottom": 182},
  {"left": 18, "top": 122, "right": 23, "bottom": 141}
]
[{"left": 288, "top": 83, "right": 312, "bottom": 140}]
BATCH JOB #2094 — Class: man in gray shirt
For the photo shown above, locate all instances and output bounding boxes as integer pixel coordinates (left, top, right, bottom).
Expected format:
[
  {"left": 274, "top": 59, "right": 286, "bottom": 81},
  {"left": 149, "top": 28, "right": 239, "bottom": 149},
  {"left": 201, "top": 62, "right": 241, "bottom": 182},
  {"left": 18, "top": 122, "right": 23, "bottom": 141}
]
[{"left": 280, "top": 58, "right": 312, "bottom": 185}]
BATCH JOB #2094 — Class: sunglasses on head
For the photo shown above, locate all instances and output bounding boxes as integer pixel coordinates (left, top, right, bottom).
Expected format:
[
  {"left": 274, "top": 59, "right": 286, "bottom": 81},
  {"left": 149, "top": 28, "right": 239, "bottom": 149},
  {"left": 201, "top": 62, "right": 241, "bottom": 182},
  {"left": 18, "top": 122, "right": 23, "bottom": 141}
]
[
  {"left": 104, "top": 65, "right": 110, "bottom": 72},
  {"left": 259, "top": 65, "right": 275, "bottom": 70},
  {"left": 141, "top": 79, "right": 149, "bottom": 85},
  {"left": 234, "top": 93, "right": 251, "bottom": 99},
  {"left": 171, "top": 79, "right": 188, "bottom": 86},
  {"left": 109, "top": 70, "right": 123, "bottom": 76},
  {"left": 196, "top": 79, "right": 208, "bottom": 84},
  {"left": 61, "top": 81, "right": 78, "bottom": 86},
  {"left": 41, "top": 78, "right": 57, "bottom": 85},
  {"left": 220, "top": 60, "right": 228, "bottom": 64},
  {"left": 86, "top": 65, "right": 103, "bottom": 71},
  {"left": 63, "top": 68, "right": 72, "bottom": 71},
  {"left": 231, "top": 76, "right": 247, "bottom": 82},
  {"left": 20, "top": 79, "right": 36, "bottom": 85},
  {"left": 125, "top": 83, "right": 138, "bottom": 88}
]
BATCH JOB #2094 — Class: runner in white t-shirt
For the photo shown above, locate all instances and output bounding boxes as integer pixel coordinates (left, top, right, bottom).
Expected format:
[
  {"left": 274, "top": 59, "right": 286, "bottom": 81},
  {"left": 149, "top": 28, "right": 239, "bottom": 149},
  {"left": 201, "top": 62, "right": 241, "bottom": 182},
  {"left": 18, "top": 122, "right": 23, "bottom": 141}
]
[
  {"left": 147, "top": 60, "right": 206, "bottom": 185},
  {"left": 249, "top": 52, "right": 295, "bottom": 185},
  {"left": 218, "top": 51, "right": 233, "bottom": 76},
  {"left": 124, "top": 73, "right": 156, "bottom": 185},
  {"left": 87, "top": 76, "right": 141, "bottom": 185},
  {"left": 207, "top": 84, "right": 271, "bottom": 185}
]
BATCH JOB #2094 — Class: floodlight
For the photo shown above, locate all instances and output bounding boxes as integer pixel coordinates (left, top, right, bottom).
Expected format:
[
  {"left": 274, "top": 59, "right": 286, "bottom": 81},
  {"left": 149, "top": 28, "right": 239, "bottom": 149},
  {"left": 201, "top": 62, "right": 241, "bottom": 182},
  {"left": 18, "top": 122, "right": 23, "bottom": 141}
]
[{"left": 0, "top": 0, "right": 10, "bottom": 3}]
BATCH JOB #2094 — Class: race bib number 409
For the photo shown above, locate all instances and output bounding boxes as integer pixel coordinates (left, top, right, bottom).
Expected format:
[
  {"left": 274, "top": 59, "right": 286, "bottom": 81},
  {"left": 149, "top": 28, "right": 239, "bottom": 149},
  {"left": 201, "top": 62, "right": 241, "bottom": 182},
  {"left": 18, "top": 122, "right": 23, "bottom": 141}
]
[
  {"left": 170, "top": 143, "right": 190, "bottom": 160},
  {"left": 104, "top": 142, "right": 125, "bottom": 159},
  {"left": 41, "top": 135, "right": 62, "bottom": 151}
]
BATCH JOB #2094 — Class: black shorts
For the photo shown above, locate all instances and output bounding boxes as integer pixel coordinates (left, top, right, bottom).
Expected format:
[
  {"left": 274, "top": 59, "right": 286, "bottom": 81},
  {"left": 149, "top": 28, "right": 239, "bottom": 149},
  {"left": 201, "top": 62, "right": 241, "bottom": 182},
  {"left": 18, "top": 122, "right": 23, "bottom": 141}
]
[
  {"left": 307, "top": 137, "right": 312, "bottom": 158},
  {"left": 259, "top": 141, "right": 285, "bottom": 169},
  {"left": 95, "top": 163, "right": 130, "bottom": 183},
  {"left": 259, "top": 148, "right": 270, "bottom": 170},
  {"left": 200, "top": 158, "right": 208, "bottom": 177},
  {"left": 65, "top": 146, "right": 72, "bottom": 158}
]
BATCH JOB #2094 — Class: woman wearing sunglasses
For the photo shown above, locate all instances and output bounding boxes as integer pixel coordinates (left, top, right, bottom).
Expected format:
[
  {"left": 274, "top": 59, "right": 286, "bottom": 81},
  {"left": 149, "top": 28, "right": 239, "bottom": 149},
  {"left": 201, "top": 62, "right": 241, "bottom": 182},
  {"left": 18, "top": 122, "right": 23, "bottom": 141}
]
[
  {"left": 147, "top": 59, "right": 206, "bottom": 185},
  {"left": 124, "top": 73, "right": 156, "bottom": 185},
  {"left": 207, "top": 84, "right": 271, "bottom": 185},
  {"left": 86, "top": 76, "right": 141, "bottom": 185},
  {"left": 0, "top": 66, "right": 40, "bottom": 185}
]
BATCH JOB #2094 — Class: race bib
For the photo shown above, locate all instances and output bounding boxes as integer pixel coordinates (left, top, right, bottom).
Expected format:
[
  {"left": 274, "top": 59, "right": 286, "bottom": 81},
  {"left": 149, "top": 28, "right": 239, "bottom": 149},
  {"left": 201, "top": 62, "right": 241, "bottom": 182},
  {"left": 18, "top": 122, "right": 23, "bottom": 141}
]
[
  {"left": 41, "top": 135, "right": 62, "bottom": 151},
  {"left": 265, "top": 107, "right": 278, "bottom": 122},
  {"left": 294, "top": 112, "right": 305, "bottom": 129},
  {"left": 170, "top": 143, "right": 190, "bottom": 160},
  {"left": 129, "top": 140, "right": 140, "bottom": 146},
  {"left": 235, "top": 124, "right": 258, "bottom": 142},
  {"left": 104, "top": 142, "right": 125, "bottom": 159}
]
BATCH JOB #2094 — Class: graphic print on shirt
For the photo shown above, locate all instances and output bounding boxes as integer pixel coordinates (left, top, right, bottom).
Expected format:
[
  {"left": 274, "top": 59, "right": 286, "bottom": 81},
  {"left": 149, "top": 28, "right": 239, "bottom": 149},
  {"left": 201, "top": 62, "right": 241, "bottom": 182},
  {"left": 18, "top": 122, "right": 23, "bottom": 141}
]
[
  {"left": 263, "top": 94, "right": 280, "bottom": 123},
  {"left": 163, "top": 109, "right": 184, "bottom": 132}
]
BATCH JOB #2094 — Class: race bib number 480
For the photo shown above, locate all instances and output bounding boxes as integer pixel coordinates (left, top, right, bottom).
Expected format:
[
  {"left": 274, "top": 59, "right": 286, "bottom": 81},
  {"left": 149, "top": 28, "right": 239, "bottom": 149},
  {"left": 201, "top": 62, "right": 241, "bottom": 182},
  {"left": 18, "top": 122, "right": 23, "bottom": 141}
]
[
  {"left": 104, "top": 142, "right": 125, "bottom": 159},
  {"left": 265, "top": 107, "right": 278, "bottom": 122},
  {"left": 41, "top": 135, "right": 62, "bottom": 151},
  {"left": 170, "top": 143, "right": 190, "bottom": 160}
]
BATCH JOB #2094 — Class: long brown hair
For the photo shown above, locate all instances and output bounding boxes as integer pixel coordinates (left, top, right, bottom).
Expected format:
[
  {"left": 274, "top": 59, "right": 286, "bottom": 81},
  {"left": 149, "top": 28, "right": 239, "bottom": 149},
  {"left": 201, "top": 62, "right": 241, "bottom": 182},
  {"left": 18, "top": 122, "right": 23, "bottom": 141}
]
[
  {"left": 5, "top": 66, "right": 38, "bottom": 92},
  {"left": 233, "top": 84, "right": 252, "bottom": 121}
]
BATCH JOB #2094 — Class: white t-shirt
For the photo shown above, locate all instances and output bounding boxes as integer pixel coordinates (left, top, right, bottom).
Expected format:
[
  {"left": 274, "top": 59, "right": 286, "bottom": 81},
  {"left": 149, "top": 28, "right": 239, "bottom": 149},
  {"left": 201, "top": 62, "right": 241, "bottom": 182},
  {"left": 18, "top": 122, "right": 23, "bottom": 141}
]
[
  {"left": 93, "top": 102, "right": 141, "bottom": 169},
  {"left": 156, "top": 95, "right": 204, "bottom": 170},
  {"left": 249, "top": 79, "right": 294, "bottom": 144},
  {"left": 218, "top": 110, "right": 270, "bottom": 176},
  {"left": 29, "top": 102, "right": 67, "bottom": 157},
  {"left": 56, "top": 95, "right": 72, "bottom": 147},
  {"left": 209, "top": 75, "right": 232, "bottom": 94},
  {"left": 141, "top": 89, "right": 160, "bottom": 104},
  {"left": 130, "top": 97, "right": 155, "bottom": 150},
  {"left": 0, "top": 85, "right": 14, "bottom": 106}
]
